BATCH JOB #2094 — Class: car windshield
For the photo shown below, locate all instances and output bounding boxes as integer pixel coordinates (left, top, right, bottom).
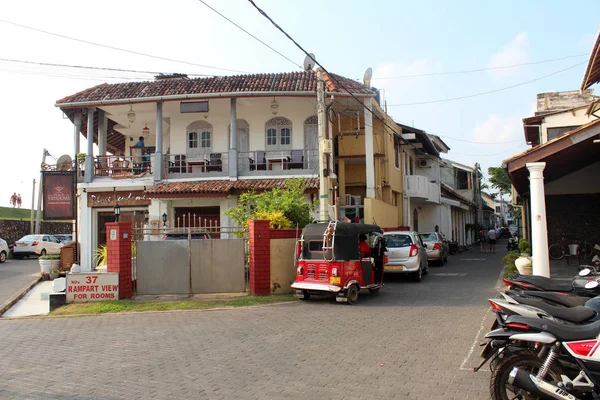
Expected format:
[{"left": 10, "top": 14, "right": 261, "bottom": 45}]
[
  {"left": 385, "top": 234, "right": 413, "bottom": 248},
  {"left": 419, "top": 233, "right": 437, "bottom": 242},
  {"left": 20, "top": 235, "right": 40, "bottom": 241}
]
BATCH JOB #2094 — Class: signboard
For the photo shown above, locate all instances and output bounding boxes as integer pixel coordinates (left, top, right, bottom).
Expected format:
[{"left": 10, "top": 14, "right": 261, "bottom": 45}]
[
  {"left": 66, "top": 273, "right": 119, "bottom": 302},
  {"left": 43, "top": 171, "right": 75, "bottom": 220},
  {"left": 88, "top": 191, "right": 151, "bottom": 208}
]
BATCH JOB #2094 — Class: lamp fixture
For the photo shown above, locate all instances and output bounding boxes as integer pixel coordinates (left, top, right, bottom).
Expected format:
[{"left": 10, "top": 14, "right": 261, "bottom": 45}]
[
  {"left": 162, "top": 212, "right": 168, "bottom": 227},
  {"left": 144, "top": 209, "right": 149, "bottom": 224},
  {"left": 270, "top": 98, "right": 279, "bottom": 115},
  {"left": 142, "top": 123, "right": 150, "bottom": 137},
  {"left": 114, "top": 204, "right": 121, "bottom": 222},
  {"left": 127, "top": 105, "right": 136, "bottom": 124}
]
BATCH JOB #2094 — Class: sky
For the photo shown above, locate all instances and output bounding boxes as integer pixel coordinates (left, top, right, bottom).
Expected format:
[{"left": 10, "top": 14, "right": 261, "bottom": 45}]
[{"left": 0, "top": 0, "right": 598, "bottom": 209}]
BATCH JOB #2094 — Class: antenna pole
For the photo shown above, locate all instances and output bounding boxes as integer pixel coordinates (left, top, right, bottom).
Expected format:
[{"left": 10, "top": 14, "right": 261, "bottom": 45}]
[
  {"left": 317, "top": 71, "right": 330, "bottom": 222},
  {"left": 35, "top": 149, "right": 47, "bottom": 234}
]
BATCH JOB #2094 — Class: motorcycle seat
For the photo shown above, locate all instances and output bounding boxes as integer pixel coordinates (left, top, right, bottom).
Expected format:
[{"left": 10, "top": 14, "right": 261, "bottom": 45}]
[
  {"left": 510, "top": 290, "right": 588, "bottom": 308},
  {"left": 514, "top": 275, "right": 573, "bottom": 292},
  {"left": 513, "top": 297, "right": 596, "bottom": 323},
  {"left": 506, "top": 315, "right": 600, "bottom": 342}
]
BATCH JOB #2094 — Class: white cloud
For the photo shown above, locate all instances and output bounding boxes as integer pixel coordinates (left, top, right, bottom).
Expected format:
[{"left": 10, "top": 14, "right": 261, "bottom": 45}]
[
  {"left": 473, "top": 114, "right": 522, "bottom": 143},
  {"left": 487, "top": 32, "right": 529, "bottom": 78}
]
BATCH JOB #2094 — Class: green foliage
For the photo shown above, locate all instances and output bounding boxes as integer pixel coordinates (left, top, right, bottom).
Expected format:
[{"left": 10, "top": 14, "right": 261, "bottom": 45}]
[
  {"left": 503, "top": 251, "right": 520, "bottom": 277},
  {"left": 225, "top": 178, "right": 315, "bottom": 231},
  {"left": 518, "top": 238, "right": 531, "bottom": 255},
  {"left": 254, "top": 210, "right": 292, "bottom": 229},
  {"left": 49, "top": 268, "right": 61, "bottom": 274},
  {"left": 39, "top": 254, "right": 60, "bottom": 260},
  {"left": 488, "top": 166, "right": 512, "bottom": 195}
]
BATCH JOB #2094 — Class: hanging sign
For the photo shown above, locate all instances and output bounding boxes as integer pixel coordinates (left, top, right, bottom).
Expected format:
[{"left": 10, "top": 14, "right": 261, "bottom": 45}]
[{"left": 43, "top": 171, "right": 76, "bottom": 220}]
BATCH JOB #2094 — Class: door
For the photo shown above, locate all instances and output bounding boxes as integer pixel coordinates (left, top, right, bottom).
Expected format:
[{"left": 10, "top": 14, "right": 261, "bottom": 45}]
[{"left": 304, "top": 117, "right": 318, "bottom": 169}]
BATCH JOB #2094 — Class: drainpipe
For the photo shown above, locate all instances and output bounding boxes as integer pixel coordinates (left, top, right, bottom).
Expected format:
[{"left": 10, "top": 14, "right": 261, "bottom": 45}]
[
  {"left": 229, "top": 98, "right": 237, "bottom": 179},
  {"left": 84, "top": 109, "right": 95, "bottom": 183},
  {"left": 154, "top": 102, "right": 163, "bottom": 181},
  {"left": 527, "top": 162, "right": 550, "bottom": 277}
]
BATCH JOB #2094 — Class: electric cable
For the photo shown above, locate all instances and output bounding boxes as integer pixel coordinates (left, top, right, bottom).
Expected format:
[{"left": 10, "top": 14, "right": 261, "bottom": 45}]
[
  {"left": 0, "top": 19, "right": 252, "bottom": 74},
  {"left": 197, "top": 0, "right": 302, "bottom": 70}
]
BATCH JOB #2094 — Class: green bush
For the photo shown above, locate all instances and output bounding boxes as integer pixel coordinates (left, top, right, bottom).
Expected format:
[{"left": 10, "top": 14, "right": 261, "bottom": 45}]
[
  {"left": 39, "top": 254, "right": 60, "bottom": 260},
  {"left": 518, "top": 239, "right": 531, "bottom": 255},
  {"left": 503, "top": 251, "right": 520, "bottom": 278}
]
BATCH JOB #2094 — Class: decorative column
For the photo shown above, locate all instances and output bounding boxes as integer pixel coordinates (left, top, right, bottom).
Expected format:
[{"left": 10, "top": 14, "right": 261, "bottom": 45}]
[
  {"left": 98, "top": 109, "right": 107, "bottom": 156},
  {"left": 229, "top": 98, "right": 238, "bottom": 178},
  {"left": 527, "top": 162, "right": 550, "bottom": 277},
  {"left": 154, "top": 102, "right": 163, "bottom": 181},
  {"left": 364, "top": 98, "right": 375, "bottom": 199},
  {"left": 105, "top": 221, "right": 133, "bottom": 299},
  {"left": 84, "top": 108, "right": 95, "bottom": 183}
]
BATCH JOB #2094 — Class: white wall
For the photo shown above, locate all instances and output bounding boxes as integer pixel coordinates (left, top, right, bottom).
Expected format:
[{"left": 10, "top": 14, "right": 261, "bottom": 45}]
[
  {"left": 162, "top": 97, "right": 317, "bottom": 155},
  {"left": 540, "top": 109, "right": 596, "bottom": 144},
  {"left": 545, "top": 161, "right": 600, "bottom": 195}
]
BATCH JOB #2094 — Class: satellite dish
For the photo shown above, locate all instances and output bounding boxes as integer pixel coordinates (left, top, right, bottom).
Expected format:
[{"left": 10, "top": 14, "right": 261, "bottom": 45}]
[
  {"left": 303, "top": 53, "right": 316, "bottom": 71},
  {"left": 56, "top": 154, "right": 73, "bottom": 171},
  {"left": 363, "top": 67, "right": 373, "bottom": 87}
]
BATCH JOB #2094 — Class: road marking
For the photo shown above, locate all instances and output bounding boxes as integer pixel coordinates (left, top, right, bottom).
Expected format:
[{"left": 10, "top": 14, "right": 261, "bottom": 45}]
[
  {"left": 459, "top": 307, "right": 491, "bottom": 371},
  {"left": 430, "top": 273, "right": 468, "bottom": 277}
]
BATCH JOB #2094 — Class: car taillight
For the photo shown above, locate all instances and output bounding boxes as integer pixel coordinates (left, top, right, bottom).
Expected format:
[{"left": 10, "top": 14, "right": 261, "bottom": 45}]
[
  {"left": 297, "top": 266, "right": 303, "bottom": 275},
  {"left": 31, "top": 241, "right": 39, "bottom": 246},
  {"left": 489, "top": 300, "right": 503, "bottom": 312},
  {"left": 384, "top": 255, "right": 389, "bottom": 264},
  {"left": 332, "top": 268, "right": 338, "bottom": 277},
  {"left": 409, "top": 244, "right": 418, "bottom": 257},
  {"left": 433, "top": 243, "right": 440, "bottom": 250}
]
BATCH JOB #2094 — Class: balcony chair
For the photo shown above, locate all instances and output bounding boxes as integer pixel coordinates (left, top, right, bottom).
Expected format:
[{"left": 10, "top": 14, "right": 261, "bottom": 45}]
[
  {"left": 206, "top": 153, "right": 222, "bottom": 172},
  {"left": 169, "top": 155, "right": 189, "bottom": 173},
  {"left": 253, "top": 150, "right": 266, "bottom": 171},
  {"left": 289, "top": 150, "right": 304, "bottom": 169}
]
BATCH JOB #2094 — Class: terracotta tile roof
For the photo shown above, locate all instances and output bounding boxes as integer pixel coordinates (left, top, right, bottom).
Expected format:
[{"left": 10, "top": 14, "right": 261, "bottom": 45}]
[
  {"left": 56, "top": 71, "right": 373, "bottom": 105},
  {"left": 145, "top": 177, "right": 319, "bottom": 197}
]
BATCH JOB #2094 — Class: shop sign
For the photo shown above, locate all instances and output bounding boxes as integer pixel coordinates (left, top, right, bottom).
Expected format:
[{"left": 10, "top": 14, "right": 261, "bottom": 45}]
[
  {"left": 43, "top": 171, "right": 75, "bottom": 220},
  {"left": 88, "top": 191, "right": 151, "bottom": 207},
  {"left": 66, "top": 273, "right": 119, "bottom": 302}
]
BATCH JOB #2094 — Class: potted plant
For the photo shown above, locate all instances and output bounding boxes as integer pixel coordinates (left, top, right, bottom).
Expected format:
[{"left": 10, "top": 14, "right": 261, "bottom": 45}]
[
  {"left": 39, "top": 254, "right": 60, "bottom": 275},
  {"left": 49, "top": 268, "right": 61, "bottom": 280}
]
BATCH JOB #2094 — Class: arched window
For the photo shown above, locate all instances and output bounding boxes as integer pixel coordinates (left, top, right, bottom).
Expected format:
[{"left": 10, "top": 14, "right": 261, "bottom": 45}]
[
  {"left": 265, "top": 117, "right": 292, "bottom": 150},
  {"left": 186, "top": 120, "right": 212, "bottom": 155}
]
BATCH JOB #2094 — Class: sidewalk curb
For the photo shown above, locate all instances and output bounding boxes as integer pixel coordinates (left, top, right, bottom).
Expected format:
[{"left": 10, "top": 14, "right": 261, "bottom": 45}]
[{"left": 0, "top": 276, "right": 42, "bottom": 317}]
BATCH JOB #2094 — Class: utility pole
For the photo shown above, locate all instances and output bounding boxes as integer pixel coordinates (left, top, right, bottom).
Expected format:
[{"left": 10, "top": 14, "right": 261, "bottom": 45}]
[
  {"left": 30, "top": 179, "right": 35, "bottom": 234},
  {"left": 35, "top": 149, "right": 48, "bottom": 234},
  {"left": 317, "top": 71, "right": 330, "bottom": 221}
]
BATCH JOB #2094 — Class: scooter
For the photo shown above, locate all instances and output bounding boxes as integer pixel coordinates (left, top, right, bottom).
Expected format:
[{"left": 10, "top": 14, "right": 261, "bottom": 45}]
[
  {"left": 507, "top": 234, "right": 519, "bottom": 251},
  {"left": 504, "top": 267, "right": 600, "bottom": 296}
]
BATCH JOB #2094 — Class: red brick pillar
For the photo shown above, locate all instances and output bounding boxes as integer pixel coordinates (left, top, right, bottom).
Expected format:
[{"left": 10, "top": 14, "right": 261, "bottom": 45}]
[
  {"left": 105, "top": 221, "right": 133, "bottom": 299},
  {"left": 248, "top": 220, "right": 271, "bottom": 296}
]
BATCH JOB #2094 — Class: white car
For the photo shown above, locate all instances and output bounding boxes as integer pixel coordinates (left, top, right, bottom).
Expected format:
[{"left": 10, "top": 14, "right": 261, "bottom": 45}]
[
  {"left": 0, "top": 238, "right": 8, "bottom": 263},
  {"left": 13, "top": 234, "right": 64, "bottom": 258}
]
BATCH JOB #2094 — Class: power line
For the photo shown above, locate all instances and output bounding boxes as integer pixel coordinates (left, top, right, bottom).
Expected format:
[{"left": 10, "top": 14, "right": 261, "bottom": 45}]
[
  {"left": 0, "top": 19, "right": 252, "bottom": 74},
  {"left": 387, "top": 61, "right": 587, "bottom": 106},
  {"left": 372, "top": 53, "right": 589, "bottom": 80},
  {"left": 197, "top": 0, "right": 302, "bottom": 70},
  {"left": 0, "top": 67, "right": 144, "bottom": 82}
]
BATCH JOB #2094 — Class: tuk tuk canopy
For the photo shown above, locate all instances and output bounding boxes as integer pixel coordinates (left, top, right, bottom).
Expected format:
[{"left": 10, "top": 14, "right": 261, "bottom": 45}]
[{"left": 301, "top": 222, "right": 382, "bottom": 260}]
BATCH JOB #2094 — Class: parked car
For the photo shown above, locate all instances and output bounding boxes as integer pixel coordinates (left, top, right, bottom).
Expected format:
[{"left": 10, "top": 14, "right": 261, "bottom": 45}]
[
  {"left": 54, "top": 234, "right": 73, "bottom": 244},
  {"left": 12, "top": 234, "right": 64, "bottom": 258},
  {"left": 0, "top": 238, "right": 8, "bottom": 263},
  {"left": 162, "top": 233, "right": 212, "bottom": 240},
  {"left": 383, "top": 231, "right": 428, "bottom": 281},
  {"left": 419, "top": 232, "right": 449, "bottom": 266}
]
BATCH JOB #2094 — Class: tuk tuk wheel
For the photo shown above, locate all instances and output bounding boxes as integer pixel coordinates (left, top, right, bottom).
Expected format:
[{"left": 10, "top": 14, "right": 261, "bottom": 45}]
[
  {"left": 346, "top": 285, "right": 359, "bottom": 305},
  {"left": 300, "top": 290, "right": 311, "bottom": 301}
]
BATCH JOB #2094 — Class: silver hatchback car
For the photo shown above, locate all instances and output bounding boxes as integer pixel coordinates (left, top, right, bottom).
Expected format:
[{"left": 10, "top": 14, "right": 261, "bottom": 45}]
[{"left": 383, "top": 231, "right": 428, "bottom": 281}]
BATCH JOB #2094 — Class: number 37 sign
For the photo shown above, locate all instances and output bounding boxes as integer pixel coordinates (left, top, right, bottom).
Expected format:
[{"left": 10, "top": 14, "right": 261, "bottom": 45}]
[{"left": 66, "top": 273, "right": 120, "bottom": 303}]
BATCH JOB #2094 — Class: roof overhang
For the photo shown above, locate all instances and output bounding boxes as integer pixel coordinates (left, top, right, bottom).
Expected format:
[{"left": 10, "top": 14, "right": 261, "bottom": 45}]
[
  {"left": 581, "top": 30, "right": 600, "bottom": 91},
  {"left": 505, "top": 118, "right": 600, "bottom": 195}
]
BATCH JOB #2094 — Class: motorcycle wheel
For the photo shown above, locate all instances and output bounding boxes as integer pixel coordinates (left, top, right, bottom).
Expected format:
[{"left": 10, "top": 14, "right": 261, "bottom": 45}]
[{"left": 490, "top": 350, "right": 562, "bottom": 400}]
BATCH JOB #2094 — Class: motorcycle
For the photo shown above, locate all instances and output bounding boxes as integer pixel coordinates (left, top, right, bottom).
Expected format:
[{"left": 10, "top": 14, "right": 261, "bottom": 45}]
[
  {"left": 504, "top": 267, "right": 600, "bottom": 297},
  {"left": 507, "top": 234, "right": 519, "bottom": 251}
]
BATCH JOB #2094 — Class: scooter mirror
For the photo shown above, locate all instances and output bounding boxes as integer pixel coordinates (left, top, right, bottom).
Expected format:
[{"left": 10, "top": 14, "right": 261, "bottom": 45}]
[
  {"left": 579, "top": 268, "right": 592, "bottom": 277},
  {"left": 585, "top": 281, "right": 599, "bottom": 290}
]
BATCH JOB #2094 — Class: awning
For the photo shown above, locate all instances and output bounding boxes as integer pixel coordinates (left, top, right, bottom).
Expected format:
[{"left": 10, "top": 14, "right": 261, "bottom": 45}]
[{"left": 504, "top": 119, "right": 600, "bottom": 195}]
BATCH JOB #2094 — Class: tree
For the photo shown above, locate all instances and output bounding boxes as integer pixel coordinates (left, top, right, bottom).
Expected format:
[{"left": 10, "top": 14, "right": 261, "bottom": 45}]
[
  {"left": 487, "top": 166, "right": 512, "bottom": 195},
  {"left": 225, "top": 178, "right": 315, "bottom": 230}
]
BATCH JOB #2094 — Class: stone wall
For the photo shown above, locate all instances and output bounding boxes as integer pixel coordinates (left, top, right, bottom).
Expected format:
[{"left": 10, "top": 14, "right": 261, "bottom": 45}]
[
  {"left": 546, "top": 194, "right": 600, "bottom": 245},
  {"left": 0, "top": 220, "right": 72, "bottom": 245}
]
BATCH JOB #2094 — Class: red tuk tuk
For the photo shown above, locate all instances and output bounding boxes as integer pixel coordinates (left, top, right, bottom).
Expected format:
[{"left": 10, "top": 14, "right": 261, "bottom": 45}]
[{"left": 291, "top": 221, "right": 386, "bottom": 305}]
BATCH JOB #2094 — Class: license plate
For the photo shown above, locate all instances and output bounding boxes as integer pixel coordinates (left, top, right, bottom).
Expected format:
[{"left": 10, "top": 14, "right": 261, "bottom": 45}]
[
  {"left": 18, "top": 243, "right": 27, "bottom": 247},
  {"left": 385, "top": 265, "right": 404, "bottom": 271},
  {"left": 330, "top": 277, "right": 341, "bottom": 284}
]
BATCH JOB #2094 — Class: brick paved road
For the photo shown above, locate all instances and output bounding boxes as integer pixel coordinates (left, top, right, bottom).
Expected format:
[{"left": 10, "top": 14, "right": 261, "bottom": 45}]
[
  {"left": 0, "top": 246, "right": 504, "bottom": 400},
  {"left": 0, "top": 257, "right": 40, "bottom": 307}
]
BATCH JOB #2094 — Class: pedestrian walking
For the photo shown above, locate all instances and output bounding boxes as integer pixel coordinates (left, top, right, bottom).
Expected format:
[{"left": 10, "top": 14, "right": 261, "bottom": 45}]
[
  {"left": 479, "top": 228, "right": 487, "bottom": 252},
  {"left": 17, "top": 194, "right": 22, "bottom": 208},
  {"left": 10, "top": 192, "right": 17, "bottom": 208},
  {"left": 488, "top": 227, "right": 497, "bottom": 254}
]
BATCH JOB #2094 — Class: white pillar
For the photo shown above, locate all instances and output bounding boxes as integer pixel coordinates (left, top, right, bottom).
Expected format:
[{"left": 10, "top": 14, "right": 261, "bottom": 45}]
[
  {"left": 73, "top": 111, "right": 82, "bottom": 157},
  {"left": 527, "top": 162, "right": 550, "bottom": 277},
  {"left": 229, "top": 98, "right": 238, "bottom": 178},
  {"left": 84, "top": 109, "right": 95, "bottom": 183},
  {"left": 154, "top": 102, "right": 163, "bottom": 181},
  {"left": 364, "top": 98, "right": 375, "bottom": 199},
  {"left": 98, "top": 109, "right": 107, "bottom": 156}
]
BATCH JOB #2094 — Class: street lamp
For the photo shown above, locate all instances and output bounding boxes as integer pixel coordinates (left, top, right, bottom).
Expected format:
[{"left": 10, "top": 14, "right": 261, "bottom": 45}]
[
  {"left": 114, "top": 204, "right": 121, "bottom": 222},
  {"left": 162, "top": 213, "right": 167, "bottom": 227}
]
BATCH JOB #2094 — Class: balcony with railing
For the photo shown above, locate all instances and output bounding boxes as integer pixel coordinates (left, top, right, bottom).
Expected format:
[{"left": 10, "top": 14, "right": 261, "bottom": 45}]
[
  {"left": 238, "top": 149, "right": 318, "bottom": 176},
  {"left": 164, "top": 152, "right": 229, "bottom": 179},
  {"left": 405, "top": 175, "right": 440, "bottom": 204}
]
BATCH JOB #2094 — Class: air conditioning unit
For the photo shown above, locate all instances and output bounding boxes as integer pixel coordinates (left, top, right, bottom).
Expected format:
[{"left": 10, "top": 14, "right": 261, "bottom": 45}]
[{"left": 418, "top": 159, "right": 432, "bottom": 168}]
